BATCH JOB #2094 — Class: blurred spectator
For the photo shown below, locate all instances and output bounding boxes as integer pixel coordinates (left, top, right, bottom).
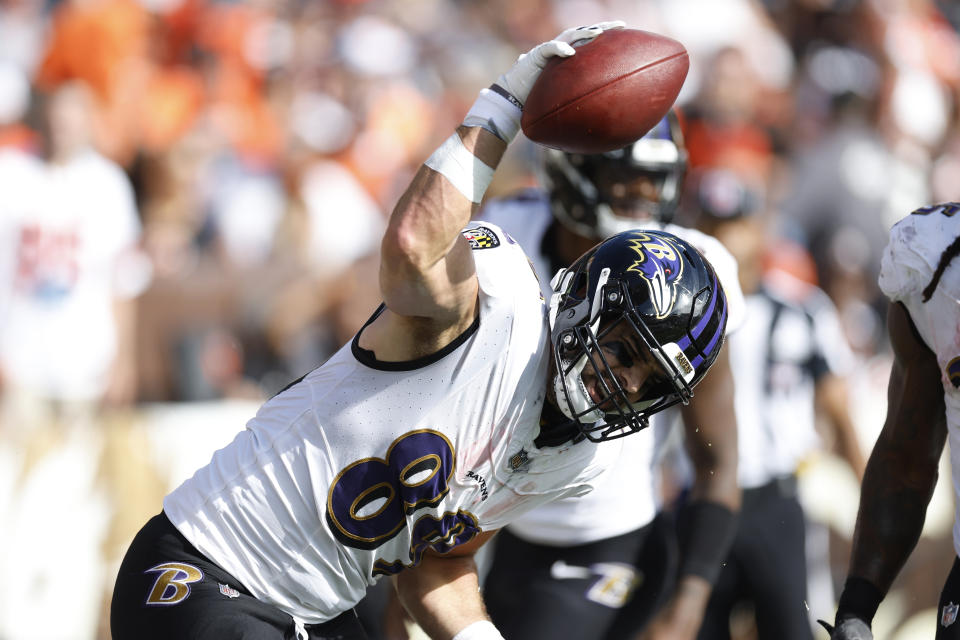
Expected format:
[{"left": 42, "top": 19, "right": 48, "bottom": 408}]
[
  {"left": 0, "top": 80, "right": 150, "bottom": 640},
  {"left": 34, "top": 0, "right": 152, "bottom": 164},
  {"left": 0, "top": 0, "right": 48, "bottom": 75},
  {"left": 657, "top": 0, "right": 795, "bottom": 112},
  {"left": 0, "top": 81, "right": 149, "bottom": 425},
  {"left": 683, "top": 45, "right": 778, "bottom": 186},
  {"left": 132, "top": 124, "right": 283, "bottom": 402},
  {"left": 779, "top": 69, "right": 924, "bottom": 355}
]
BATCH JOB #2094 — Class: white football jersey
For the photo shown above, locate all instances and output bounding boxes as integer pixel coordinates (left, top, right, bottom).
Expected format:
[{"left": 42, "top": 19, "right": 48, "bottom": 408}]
[
  {"left": 877, "top": 204, "right": 960, "bottom": 559},
  {"left": 164, "top": 222, "right": 619, "bottom": 623},
  {"left": 479, "top": 194, "right": 745, "bottom": 544}
]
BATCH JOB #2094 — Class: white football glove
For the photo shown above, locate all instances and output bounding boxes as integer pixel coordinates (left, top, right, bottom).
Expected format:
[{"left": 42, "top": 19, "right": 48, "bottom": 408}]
[{"left": 495, "top": 21, "right": 626, "bottom": 106}]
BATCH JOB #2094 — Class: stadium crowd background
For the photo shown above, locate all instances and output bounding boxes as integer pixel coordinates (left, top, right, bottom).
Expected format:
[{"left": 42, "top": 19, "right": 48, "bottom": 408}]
[{"left": 0, "top": 0, "right": 959, "bottom": 638}]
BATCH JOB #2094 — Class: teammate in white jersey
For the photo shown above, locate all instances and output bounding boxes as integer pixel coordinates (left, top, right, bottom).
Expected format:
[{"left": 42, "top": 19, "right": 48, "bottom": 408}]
[
  {"left": 821, "top": 202, "right": 960, "bottom": 640},
  {"left": 110, "top": 24, "right": 732, "bottom": 640},
  {"left": 479, "top": 112, "right": 744, "bottom": 640}
]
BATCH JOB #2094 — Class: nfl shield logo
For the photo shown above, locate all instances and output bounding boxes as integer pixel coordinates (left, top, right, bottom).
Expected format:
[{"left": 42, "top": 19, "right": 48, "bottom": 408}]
[
  {"left": 942, "top": 602, "right": 958, "bottom": 627},
  {"left": 219, "top": 583, "right": 240, "bottom": 599},
  {"left": 508, "top": 448, "right": 531, "bottom": 472}
]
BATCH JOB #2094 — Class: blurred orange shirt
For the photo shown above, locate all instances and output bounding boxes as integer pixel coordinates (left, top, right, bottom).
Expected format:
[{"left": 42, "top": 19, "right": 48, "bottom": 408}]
[{"left": 35, "top": 0, "right": 150, "bottom": 101}]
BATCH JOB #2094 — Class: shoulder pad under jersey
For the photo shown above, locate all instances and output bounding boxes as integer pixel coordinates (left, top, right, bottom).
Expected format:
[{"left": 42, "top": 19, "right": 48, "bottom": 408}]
[{"left": 879, "top": 203, "right": 960, "bottom": 302}]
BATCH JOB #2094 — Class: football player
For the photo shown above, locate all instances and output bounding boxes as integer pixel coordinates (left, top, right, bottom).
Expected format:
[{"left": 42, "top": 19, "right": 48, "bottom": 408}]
[
  {"left": 109, "top": 23, "right": 731, "bottom": 640},
  {"left": 820, "top": 203, "right": 960, "bottom": 640},
  {"left": 479, "top": 111, "right": 744, "bottom": 639}
]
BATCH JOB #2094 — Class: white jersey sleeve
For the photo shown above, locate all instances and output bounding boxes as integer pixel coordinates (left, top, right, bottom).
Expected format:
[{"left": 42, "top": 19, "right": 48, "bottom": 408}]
[{"left": 879, "top": 207, "right": 955, "bottom": 303}]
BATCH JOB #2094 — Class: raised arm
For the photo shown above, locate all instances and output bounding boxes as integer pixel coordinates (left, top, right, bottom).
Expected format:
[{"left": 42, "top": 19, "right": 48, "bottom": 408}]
[
  {"left": 378, "top": 23, "right": 626, "bottom": 639},
  {"left": 380, "top": 126, "right": 505, "bottom": 325},
  {"left": 378, "top": 22, "right": 624, "bottom": 333},
  {"left": 822, "top": 301, "right": 947, "bottom": 638}
]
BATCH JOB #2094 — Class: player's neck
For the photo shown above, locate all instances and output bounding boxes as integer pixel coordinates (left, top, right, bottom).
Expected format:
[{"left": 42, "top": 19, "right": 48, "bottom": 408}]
[{"left": 535, "top": 399, "right": 585, "bottom": 448}]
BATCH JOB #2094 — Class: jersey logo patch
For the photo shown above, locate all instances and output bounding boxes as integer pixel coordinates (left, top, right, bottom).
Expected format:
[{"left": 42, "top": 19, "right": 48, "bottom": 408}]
[
  {"left": 947, "top": 357, "right": 960, "bottom": 388},
  {"left": 462, "top": 226, "right": 500, "bottom": 250},
  {"left": 942, "top": 602, "right": 958, "bottom": 627},
  {"left": 219, "top": 583, "right": 240, "bottom": 598},
  {"left": 144, "top": 562, "right": 203, "bottom": 606},
  {"left": 585, "top": 563, "right": 641, "bottom": 608},
  {"left": 508, "top": 448, "right": 531, "bottom": 472}
]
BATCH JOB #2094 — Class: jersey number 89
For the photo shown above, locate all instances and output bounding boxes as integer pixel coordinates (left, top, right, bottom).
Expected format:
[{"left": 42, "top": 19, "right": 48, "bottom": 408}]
[{"left": 325, "top": 429, "right": 480, "bottom": 575}]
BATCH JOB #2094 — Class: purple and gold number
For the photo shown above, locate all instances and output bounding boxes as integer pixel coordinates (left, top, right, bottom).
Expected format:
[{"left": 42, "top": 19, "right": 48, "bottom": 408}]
[
  {"left": 373, "top": 511, "right": 482, "bottom": 577},
  {"left": 326, "top": 430, "right": 457, "bottom": 550},
  {"left": 913, "top": 202, "right": 960, "bottom": 217},
  {"left": 407, "top": 510, "right": 480, "bottom": 565}
]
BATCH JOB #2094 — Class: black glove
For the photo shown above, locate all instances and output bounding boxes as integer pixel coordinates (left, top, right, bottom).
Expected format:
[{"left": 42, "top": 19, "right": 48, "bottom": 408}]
[{"left": 816, "top": 617, "right": 873, "bottom": 640}]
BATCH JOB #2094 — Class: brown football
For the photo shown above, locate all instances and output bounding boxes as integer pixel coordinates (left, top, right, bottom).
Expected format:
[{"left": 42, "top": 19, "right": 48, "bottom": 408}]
[{"left": 521, "top": 29, "right": 689, "bottom": 154}]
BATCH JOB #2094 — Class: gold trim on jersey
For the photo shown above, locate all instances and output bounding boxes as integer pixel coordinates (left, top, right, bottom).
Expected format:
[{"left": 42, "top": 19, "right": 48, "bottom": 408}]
[{"left": 350, "top": 482, "right": 396, "bottom": 521}]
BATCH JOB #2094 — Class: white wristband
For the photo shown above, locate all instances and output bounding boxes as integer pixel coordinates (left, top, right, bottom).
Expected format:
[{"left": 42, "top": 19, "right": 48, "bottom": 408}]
[
  {"left": 462, "top": 87, "right": 522, "bottom": 143},
  {"left": 451, "top": 620, "right": 505, "bottom": 640},
  {"left": 424, "top": 132, "right": 495, "bottom": 204}
]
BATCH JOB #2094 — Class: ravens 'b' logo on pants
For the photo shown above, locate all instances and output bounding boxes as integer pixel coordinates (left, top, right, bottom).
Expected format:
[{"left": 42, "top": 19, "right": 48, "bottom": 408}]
[{"left": 144, "top": 562, "right": 203, "bottom": 605}]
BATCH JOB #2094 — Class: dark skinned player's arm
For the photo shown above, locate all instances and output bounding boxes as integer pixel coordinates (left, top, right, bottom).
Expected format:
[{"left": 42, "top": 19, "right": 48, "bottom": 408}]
[{"left": 847, "top": 301, "right": 947, "bottom": 593}]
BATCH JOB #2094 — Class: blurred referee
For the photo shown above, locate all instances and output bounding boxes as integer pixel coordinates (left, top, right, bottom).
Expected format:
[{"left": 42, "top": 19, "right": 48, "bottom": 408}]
[{"left": 683, "top": 168, "right": 866, "bottom": 639}]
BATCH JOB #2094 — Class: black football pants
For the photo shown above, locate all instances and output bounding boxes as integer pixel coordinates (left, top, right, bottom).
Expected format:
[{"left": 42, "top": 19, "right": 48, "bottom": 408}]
[
  {"left": 110, "top": 512, "right": 368, "bottom": 640},
  {"left": 697, "top": 476, "right": 813, "bottom": 640},
  {"left": 483, "top": 513, "right": 677, "bottom": 640}
]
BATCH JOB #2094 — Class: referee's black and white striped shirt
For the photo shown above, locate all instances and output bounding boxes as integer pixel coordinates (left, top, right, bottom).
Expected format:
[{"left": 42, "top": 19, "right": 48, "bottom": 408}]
[{"left": 730, "top": 270, "right": 855, "bottom": 489}]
